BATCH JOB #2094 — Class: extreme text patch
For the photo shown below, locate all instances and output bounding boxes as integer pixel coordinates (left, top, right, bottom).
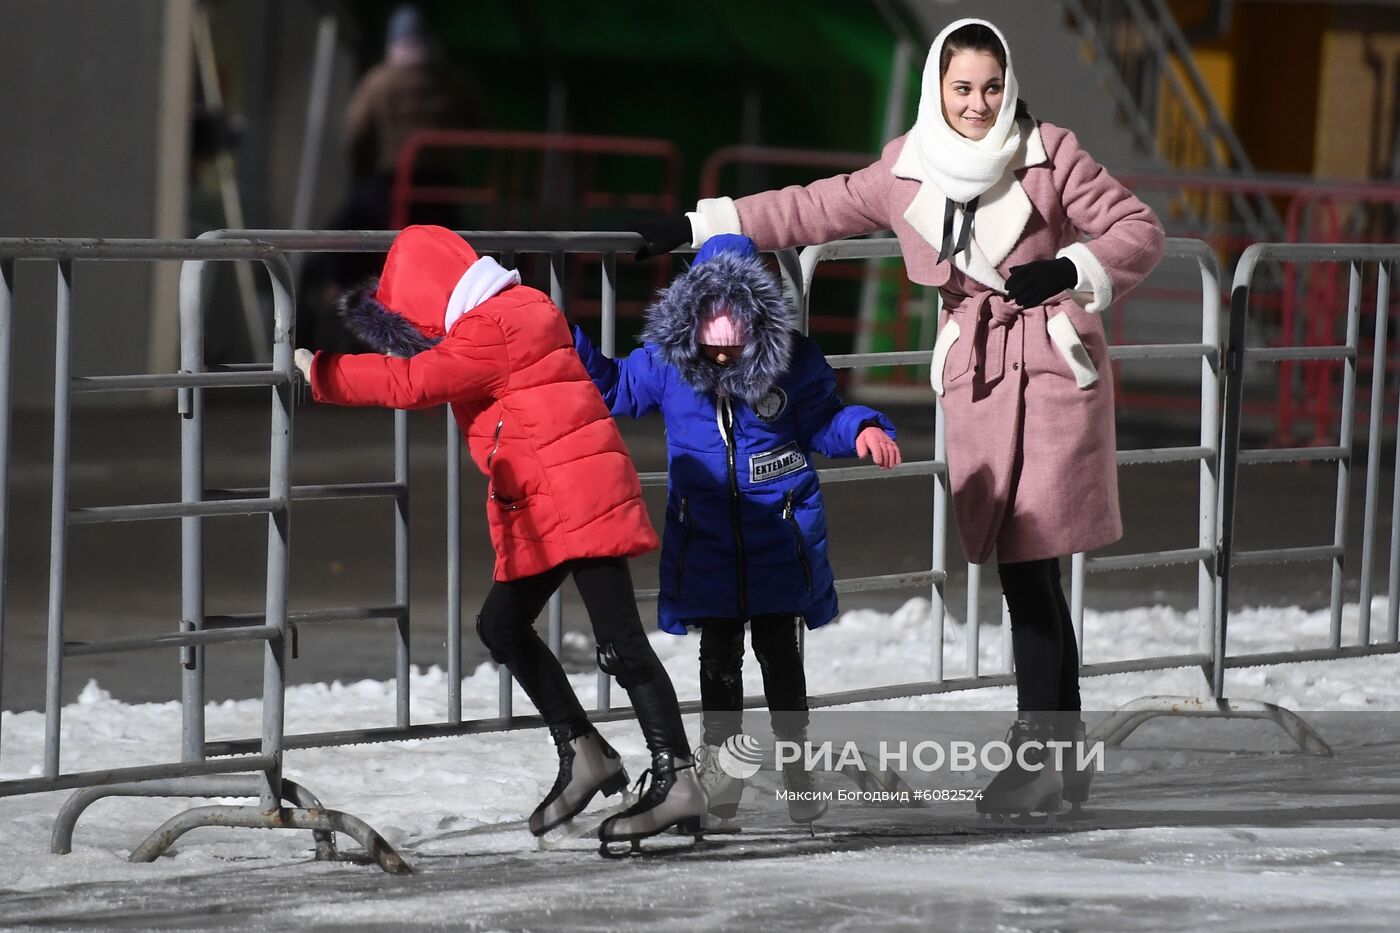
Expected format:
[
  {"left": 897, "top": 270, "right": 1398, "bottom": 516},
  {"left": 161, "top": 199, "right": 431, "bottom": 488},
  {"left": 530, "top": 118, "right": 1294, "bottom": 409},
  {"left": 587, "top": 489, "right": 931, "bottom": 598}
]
[{"left": 750, "top": 442, "right": 808, "bottom": 484}]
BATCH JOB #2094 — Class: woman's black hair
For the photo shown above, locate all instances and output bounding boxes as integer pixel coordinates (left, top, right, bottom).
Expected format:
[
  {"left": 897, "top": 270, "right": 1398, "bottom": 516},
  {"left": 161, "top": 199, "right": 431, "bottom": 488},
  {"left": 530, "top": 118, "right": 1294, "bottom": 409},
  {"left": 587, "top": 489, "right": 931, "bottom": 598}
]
[{"left": 939, "top": 23, "right": 1007, "bottom": 76}]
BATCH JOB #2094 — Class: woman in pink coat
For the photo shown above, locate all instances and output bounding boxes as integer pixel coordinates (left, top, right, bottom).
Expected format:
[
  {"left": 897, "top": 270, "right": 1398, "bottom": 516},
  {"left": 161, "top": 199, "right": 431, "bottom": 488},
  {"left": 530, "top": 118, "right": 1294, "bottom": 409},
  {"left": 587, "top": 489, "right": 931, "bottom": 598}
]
[{"left": 637, "top": 18, "right": 1165, "bottom": 818}]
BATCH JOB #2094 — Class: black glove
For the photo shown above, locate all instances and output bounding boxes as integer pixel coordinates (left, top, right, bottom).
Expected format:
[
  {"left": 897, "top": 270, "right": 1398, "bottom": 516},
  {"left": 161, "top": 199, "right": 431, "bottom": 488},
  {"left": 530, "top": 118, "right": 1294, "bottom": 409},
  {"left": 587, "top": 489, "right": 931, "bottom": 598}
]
[
  {"left": 1005, "top": 257, "right": 1077, "bottom": 308},
  {"left": 634, "top": 215, "right": 693, "bottom": 260}
]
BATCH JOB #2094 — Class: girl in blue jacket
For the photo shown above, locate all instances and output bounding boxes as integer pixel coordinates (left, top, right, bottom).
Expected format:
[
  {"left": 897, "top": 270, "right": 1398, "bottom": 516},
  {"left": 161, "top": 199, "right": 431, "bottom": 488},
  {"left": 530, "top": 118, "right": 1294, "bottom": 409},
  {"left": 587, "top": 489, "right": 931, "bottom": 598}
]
[{"left": 573, "top": 234, "right": 901, "bottom": 825}]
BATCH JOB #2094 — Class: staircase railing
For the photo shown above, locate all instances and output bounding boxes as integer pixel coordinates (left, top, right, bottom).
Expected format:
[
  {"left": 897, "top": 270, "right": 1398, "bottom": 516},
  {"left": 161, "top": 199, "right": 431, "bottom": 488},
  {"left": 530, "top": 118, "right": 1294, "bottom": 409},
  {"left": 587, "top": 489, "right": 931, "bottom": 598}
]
[{"left": 1057, "top": 0, "right": 1287, "bottom": 243}]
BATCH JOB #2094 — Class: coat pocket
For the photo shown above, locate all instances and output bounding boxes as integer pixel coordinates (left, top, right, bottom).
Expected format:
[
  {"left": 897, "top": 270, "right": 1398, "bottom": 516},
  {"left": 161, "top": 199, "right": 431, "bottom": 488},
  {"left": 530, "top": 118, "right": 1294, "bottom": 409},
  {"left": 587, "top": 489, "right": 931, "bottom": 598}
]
[
  {"left": 670, "top": 497, "right": 694, "bottom": 599},
  {"left": 929, "top": 319, "right": 962, "bottom": 397},
  {"left": 1046, "top": 311, "right": 1100, "bottom": 389},
  {"left": 782, "top": 491, "right": 813, "bottom": 592},
  {"left": 487, "top": 490, "right": 550, "bottom": 543}
]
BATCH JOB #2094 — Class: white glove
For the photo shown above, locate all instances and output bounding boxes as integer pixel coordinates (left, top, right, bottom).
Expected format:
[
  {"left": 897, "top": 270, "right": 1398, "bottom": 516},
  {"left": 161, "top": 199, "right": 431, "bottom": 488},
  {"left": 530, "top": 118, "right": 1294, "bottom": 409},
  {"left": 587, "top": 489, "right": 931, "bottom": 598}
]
[{"left": 293, "top": 348, "right": 314, "bottom": 383}]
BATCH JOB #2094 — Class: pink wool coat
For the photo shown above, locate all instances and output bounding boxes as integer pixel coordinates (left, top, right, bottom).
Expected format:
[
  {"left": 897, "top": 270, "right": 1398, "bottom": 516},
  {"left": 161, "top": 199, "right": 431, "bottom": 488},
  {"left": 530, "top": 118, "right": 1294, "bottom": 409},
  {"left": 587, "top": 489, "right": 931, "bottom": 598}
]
[{"left": 698, "top": 119, "right": 1164, "bottom": 563}]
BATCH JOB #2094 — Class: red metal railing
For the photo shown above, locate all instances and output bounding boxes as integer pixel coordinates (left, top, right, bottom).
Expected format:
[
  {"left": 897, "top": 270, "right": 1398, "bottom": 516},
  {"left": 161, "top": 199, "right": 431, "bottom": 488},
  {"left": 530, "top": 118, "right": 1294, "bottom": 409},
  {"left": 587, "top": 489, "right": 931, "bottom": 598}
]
[
  {"left": 391, "top": 129, "right": 681, "bottom": 229},
  {"left": 1120, "top": 172, "right": 1400, "bottom": 443},
  {"left": 389, "top": 130, "right": 683, "bottom": 325}
]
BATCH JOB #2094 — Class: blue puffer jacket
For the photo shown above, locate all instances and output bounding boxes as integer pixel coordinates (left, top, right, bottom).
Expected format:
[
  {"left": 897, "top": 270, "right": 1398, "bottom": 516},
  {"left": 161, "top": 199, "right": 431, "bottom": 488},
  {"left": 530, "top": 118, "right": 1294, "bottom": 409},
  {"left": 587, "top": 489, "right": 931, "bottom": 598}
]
[{"left": 573, "top": 236, "right": 896, "bottom": 634}]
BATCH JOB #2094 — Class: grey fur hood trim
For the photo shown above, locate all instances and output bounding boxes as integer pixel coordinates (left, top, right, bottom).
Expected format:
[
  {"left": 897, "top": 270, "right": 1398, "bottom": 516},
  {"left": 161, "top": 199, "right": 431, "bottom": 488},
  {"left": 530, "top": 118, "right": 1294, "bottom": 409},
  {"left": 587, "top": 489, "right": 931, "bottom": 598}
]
[{"left": 639, "top": 250, "right": 794, "bottom": 404}]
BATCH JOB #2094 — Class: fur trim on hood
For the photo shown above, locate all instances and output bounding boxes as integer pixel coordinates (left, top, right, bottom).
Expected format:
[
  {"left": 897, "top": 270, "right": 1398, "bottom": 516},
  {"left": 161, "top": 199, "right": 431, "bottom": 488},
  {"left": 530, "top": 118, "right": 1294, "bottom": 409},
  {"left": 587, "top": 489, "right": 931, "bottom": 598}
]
[
  {"left": 640, "top": 250, "right": 793, "bottom": 404},
  {"left": 339, "top": 280, "right": 443, "bottom": 357}
]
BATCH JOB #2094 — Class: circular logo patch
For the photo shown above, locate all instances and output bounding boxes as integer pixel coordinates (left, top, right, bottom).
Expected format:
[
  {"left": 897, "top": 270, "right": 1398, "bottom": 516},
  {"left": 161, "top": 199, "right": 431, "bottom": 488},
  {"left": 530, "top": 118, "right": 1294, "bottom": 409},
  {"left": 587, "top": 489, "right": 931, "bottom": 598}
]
[{"left": 753, "top": 387, "right": 788, "bottom": 422}]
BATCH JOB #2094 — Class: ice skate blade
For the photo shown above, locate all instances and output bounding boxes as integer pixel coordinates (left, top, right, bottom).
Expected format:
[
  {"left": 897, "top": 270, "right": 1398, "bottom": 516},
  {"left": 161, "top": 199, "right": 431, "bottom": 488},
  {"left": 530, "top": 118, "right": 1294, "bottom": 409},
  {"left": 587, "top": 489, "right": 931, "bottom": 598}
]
[
  {"left": 536, "top": 792, "right": 638, "bottom": 851},
  {"left": 598, "top": 817, "right": 706, "bottom": 859},
  {"left": 976, "top": 809, "right": 1060, "bottom": 830}
]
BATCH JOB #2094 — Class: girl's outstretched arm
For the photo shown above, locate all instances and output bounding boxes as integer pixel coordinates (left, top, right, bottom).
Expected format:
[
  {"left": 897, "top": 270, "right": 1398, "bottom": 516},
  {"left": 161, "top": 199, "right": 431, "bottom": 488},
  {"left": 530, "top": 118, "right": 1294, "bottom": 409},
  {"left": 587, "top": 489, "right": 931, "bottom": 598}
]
[
  {"left": 572, "top": 324, "right": 667, "bottom": 419},
  {"left": 790, "top": 338, "right": 899, "bottom": 465},
  {"left": 306, "top": 314, "right": 508, "bottom": 410}
]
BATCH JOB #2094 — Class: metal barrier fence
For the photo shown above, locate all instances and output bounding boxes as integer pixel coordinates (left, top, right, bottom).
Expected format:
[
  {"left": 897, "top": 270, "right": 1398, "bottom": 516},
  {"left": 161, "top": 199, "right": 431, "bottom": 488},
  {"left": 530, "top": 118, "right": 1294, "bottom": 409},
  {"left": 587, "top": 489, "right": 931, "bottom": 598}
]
[
  {"left": 1118, "top": 171, "right": 1400, "bottom": 444},
  {"left": 0, "top": 237, "right": 406, "bottom": 873},
  {"left": 180, "top": 234, "right": 1229, "bottom": 740},
  {"left": 1217, "top": 245, "right": 1400, "bottom": 676},
  {"left": 797, "top": 237, "right": 1223, "bottom": 706},
  {"left": 2, "top": 232, "right": 1398, "bottom": 870}
]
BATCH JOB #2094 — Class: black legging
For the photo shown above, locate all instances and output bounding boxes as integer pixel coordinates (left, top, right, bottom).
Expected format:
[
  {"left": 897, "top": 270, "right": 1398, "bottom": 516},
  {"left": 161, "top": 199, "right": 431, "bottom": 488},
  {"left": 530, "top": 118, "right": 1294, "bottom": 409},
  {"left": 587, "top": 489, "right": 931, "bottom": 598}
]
[
  {"left": 698, "top": 614, "right": 810, "bottom": 746},
  {"left": 998, "top": 557, "right": 1082, "bottom": 713},
  {"left": 476, "top": 557, "right": 670, "bottom": 734}
]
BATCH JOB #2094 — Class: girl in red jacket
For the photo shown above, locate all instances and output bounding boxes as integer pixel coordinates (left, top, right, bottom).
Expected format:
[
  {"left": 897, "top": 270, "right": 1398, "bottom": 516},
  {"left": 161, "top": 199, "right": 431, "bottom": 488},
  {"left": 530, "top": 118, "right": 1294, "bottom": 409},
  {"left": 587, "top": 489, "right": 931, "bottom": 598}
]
[{"left": 295, "top": 225, "right": 704, "bottom": 853}]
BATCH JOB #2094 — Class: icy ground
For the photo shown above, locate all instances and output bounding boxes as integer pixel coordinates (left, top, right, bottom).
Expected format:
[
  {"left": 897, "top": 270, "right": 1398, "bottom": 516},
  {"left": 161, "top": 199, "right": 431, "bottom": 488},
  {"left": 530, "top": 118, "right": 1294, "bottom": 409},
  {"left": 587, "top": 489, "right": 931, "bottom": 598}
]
[{"left": 3, "top": 600, "right": 1400, "bottom": 931}]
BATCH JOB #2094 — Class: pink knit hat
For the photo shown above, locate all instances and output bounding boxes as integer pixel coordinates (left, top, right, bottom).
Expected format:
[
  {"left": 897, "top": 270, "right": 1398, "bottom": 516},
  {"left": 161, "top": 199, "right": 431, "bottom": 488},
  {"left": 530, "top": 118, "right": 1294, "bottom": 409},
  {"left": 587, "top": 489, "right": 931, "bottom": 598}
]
[{"left": 697, "top": 303, "right": 746, "bottom": 346}]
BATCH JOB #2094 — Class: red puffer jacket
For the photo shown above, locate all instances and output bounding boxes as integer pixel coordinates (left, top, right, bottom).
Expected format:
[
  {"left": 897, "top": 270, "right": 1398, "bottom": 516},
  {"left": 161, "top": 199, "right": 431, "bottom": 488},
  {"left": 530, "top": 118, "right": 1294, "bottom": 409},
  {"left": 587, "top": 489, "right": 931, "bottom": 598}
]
[{"left": 310, "top": 284, "right": 659, "bottom": 581}]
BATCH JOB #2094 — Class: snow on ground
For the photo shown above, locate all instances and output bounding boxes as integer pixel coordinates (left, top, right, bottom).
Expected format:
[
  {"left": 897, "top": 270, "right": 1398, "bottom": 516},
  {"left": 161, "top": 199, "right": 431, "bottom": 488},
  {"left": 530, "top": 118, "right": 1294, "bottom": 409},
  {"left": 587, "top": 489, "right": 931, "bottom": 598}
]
[{"left": 2, "top": 600, "right": 1400, "bottom": 930}]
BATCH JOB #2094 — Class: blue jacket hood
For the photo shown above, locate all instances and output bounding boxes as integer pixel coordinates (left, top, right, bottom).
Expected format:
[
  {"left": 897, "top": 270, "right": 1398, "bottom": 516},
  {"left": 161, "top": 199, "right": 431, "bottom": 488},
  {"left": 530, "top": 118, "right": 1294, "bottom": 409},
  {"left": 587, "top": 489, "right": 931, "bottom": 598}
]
[{"left": 639, "top": 241, "right": 793, "bottom": 405}]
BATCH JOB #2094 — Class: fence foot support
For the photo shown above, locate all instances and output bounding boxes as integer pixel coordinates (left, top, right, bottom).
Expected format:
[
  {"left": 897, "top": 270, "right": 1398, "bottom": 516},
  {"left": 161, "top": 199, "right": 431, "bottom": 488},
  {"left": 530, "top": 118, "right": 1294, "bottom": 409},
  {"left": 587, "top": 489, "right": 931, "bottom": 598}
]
[
  {"left": 128, "top": 804, "right": 411, "bottom": 874},
  {"left": 52, "top": 774, "right": 337, "bottom": 861},
  {"left": 1090, "top": 695, "right": 1332, "bottom": 756}
]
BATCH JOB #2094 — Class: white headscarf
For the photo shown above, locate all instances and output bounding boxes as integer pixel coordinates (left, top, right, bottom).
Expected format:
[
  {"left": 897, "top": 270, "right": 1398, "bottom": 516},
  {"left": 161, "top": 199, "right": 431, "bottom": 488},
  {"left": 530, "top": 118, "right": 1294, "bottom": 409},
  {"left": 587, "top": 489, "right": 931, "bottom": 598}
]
[{"left": 910, "top": 18, "right": 1022, "bottom": 204}]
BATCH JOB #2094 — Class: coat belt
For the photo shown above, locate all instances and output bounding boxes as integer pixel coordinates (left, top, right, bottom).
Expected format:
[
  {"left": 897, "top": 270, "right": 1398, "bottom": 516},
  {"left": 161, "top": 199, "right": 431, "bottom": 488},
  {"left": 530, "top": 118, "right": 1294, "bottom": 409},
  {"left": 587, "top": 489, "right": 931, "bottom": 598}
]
[{"left": 947, "top": 292, "right": 1022, "bottom": 385}]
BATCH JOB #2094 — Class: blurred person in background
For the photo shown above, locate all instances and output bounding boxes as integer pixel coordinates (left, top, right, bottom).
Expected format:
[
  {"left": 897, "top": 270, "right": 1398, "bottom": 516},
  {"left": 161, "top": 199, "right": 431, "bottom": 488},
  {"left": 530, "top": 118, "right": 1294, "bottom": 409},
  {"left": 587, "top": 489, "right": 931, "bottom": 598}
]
[{"left": 302, "top": 3, "right": 486, "bottom": 351}]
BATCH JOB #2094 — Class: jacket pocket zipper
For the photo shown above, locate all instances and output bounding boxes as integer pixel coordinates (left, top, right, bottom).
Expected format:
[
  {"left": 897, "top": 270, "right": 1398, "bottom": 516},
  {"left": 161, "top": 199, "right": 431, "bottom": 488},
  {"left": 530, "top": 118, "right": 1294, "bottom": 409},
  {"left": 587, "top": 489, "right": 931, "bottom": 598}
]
[
  {"left": 487, "top": 418, "right": 521, "bottom": 507},
  {"left": 783, "top": 492, "right": 812, "bottom": 591},
  {"left": 672, "top": 497, "right": 693, "bottom": 597},
  {"left": 486, "top": 418, "right": 504, "bottom": 467}
]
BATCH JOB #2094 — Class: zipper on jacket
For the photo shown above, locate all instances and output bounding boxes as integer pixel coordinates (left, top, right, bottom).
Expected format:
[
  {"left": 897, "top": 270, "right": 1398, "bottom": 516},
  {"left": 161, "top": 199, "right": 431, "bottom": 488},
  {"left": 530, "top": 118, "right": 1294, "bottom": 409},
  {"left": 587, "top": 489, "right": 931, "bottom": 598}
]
[
  {"left": 487, "top": 418, "right": 521, "bottom": 508},
  {"left": 783, "top": 491, "right": 813, "bottom": 592},
  {"left": 486, "top": 418, "right": 504, "bottom": 467},
  {"left": 672, "top": 496, "right": 693, "bottom": 598},
  {"left": 716, "top": 397, "right": 748, "bottom": 618}
]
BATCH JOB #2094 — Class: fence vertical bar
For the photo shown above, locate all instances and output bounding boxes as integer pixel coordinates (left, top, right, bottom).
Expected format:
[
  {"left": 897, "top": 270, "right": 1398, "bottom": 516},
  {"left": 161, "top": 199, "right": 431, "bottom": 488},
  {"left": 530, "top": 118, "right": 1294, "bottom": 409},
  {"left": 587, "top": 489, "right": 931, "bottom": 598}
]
[
  {"left": 547, "top": 250, "right": 566, "bottom": 657},
  {"left": 0, "top": 260, "right": 12, "bottom": 766},
  {"left": 1385, "top": 267, "right": 1400, "bottom": 643},
  {"left": 1070, "top": 552, "right": 1086, "bottom": 661},
  {"left": 178, "top": 256, "right": 207, "bottom": 761},
  {"left": 931, "top": 398, "right": 947, "bottom": 683},
  {"left": 1358, "top": 260, "right": 1389, "bottom": 644},
  {"left": 394, "top": 408, "right": 410, "bottom": 727},
  {"left": 1216, "top": 248, "right": 1256, "bottom": 700},
  {"left": 44, "top": 260, "right": 74, "bottom": 778},
  {"left": 496, "top": 255, "right": 516, "bottom": 715},
  {"left": 1000, "top": 597, "right": 1013, "bottom": 673},
  {"left": 1329, "top": 262, "right": 1363, "bottom": 649},
  {"left": 447, "top": 415, "right": 462, "bottom": 723},
  {"left": 965, "top": 562, "right": 981, "bottom": 676},
  {"left": 597, "top": 252, "right": 617, "bottom": 711},
  {"left": 259, "top": 255, "right": 295, "bottom": 811},
  {"left": 1197, "top": 252, "right": 1221, "bottom": 673}
]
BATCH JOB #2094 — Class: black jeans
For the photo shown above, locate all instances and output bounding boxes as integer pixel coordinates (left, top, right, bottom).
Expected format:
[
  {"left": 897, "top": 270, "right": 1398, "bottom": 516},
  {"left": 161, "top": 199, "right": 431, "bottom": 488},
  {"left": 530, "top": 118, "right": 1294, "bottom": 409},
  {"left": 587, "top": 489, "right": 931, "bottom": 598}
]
[
  {"left": 998, "top": 557, "right": 1082, "bottom": 713},
  {"left": 698, "top": 614, "right": 810, "bottom": 746},
  {"left": 475, "top": 557, "right": 667, "bottom": 735}
]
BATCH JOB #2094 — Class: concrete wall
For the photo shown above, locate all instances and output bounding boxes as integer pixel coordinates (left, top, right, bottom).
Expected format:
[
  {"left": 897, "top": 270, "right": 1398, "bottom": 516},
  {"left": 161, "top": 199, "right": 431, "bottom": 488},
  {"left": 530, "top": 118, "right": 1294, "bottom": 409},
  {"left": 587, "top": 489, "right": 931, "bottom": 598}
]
[{"left": 0, "top": 0, "right": 185, "bottom": 407}]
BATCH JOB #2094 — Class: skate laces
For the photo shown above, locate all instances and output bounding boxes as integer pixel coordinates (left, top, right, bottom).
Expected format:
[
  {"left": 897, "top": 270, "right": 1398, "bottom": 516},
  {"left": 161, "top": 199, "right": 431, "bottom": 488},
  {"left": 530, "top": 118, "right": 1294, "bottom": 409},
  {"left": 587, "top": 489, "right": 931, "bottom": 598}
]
[
  {"left": 623, "top": 766, "right": 663, "bottom": 812},
  {"left": 625, "top": 753, "right": 690, "bottom": 812},
  {"left": 545, "top": 732, "right": 581, "bottom": 795},
  {"left": 692, "top": 745, "right": 719, "bottom": 783}
]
